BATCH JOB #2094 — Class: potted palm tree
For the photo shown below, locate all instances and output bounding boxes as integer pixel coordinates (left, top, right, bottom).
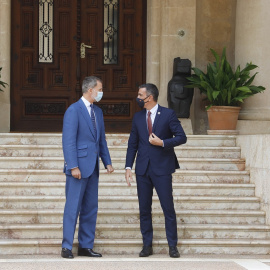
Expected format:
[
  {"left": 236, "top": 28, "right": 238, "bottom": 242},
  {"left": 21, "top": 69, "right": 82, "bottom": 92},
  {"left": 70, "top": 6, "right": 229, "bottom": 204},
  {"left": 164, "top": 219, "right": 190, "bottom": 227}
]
[
  {"left": 0, "top": 67, "right": 8, "bottom": 92},
  {"left": 186, "top": 47, "right": 265, "bottom": 131}
]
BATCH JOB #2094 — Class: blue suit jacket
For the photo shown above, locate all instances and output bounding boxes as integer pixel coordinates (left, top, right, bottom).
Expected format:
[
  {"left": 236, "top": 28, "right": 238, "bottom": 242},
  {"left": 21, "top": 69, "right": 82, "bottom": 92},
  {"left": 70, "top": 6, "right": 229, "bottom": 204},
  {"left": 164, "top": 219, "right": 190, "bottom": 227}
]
[
  {"left": 62, "top": 98, "right": 111, "bottom": 178},
  {"left": 125, "top": 105, "right": 187, "bottom": 176}
]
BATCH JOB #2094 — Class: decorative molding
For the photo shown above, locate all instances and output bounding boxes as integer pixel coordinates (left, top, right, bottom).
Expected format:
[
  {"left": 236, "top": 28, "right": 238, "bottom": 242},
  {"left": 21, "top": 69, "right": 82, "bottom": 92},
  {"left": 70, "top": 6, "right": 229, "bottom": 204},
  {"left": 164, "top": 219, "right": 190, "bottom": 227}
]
[
  {"left": 22, "top": 0, "right": 34, "bottom": 6},
  {"left": 123, "top": 0, "right": 135, "bottom": 9},
  {"left": 54, "top": 75, "right": 64, "bottom": 84},
  {"left": 22, "top": 12, "right": 33, "bottom": 47},
  {"left": 25, "top": 101, "right": 66, "bottom": 115},
  {"left": 97, "top": 103, "right": 130, "bottom": 116}
]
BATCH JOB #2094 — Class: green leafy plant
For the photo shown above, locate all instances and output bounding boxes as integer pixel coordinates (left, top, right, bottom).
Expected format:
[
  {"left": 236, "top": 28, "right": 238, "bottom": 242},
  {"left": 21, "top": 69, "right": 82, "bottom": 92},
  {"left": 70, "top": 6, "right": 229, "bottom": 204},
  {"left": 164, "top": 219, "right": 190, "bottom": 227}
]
[
  {"left": 0, "top": 67, "right": 8, "bottom": 92},
  {"left": 186, "top": 47, "right": 265, "bottom": 109}
]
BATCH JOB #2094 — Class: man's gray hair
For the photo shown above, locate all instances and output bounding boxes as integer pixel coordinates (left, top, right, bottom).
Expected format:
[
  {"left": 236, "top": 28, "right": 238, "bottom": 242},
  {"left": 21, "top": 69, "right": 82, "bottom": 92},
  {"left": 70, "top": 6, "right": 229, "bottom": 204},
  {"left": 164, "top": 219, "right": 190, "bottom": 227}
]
[{"left": 82, "top": 76, "right": 102, "bottom": 94}]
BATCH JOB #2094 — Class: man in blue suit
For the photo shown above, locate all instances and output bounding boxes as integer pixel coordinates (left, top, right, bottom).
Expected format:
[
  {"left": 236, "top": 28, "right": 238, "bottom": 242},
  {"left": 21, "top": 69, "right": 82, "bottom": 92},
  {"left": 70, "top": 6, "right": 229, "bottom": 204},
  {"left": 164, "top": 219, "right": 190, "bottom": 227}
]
[
  {"left": 125, "top": 83, "right": 187, "bottom": 258},
  {"left": 61, "top": 76, "right": 114, "bottom": 259}
]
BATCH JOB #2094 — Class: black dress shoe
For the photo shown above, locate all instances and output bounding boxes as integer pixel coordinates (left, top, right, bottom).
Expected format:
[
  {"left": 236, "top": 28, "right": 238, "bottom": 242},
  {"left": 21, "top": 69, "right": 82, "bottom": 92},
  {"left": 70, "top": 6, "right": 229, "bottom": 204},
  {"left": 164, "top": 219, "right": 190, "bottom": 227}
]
[
  {"left": 78, "top": 247, "right": 102, "bottom": 257},
  {"left": 61, "top": 248, "right": 74, "bottom": 259},
  {"left": 139, "top": 246, "right": 153, "bottom": 257},
  {"left": 169, "top": 246, "right": 180, "bottom": 258}
]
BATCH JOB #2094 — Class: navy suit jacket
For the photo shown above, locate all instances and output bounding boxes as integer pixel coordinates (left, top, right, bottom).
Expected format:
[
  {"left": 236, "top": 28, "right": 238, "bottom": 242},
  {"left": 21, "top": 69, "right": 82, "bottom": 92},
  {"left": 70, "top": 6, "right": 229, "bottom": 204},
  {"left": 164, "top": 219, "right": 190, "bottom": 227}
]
[
  {"left": 125, "top": 105, "right": 187, "bottom": 176},
  {"left": 62, "top": 98, "right": 111, "bottom": 178}
]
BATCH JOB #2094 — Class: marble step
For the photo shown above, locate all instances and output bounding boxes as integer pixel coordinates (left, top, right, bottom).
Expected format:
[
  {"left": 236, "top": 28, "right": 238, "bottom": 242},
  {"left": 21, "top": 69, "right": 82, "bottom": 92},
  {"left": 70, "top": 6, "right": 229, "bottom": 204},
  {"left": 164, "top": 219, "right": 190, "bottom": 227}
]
[
  {"left": 0, "top": 209, "right": 265, "bottom": 225},
  {"left": 0, "top": 195, "right": 261, "bottom": 210},
  {"left": 0, "top": 169, "right": 250, "bottom": 183},
  {"left": 1, "top": 224, "right": 270, "bottom": 240},
  {"left": 1, "top": 238, "right": 270, "bottom": 255},
  {"left": 0, "top": 182, "right": 255, "bottom": 197},
  {"left": 0, "top": 157, "right": 246, "bottom": 171},
  {"left": 0, "top": 145, "right": 241, "bottom": 159},
  {"left": 0, "top": 133, "right": 237, "bottom": 147}
]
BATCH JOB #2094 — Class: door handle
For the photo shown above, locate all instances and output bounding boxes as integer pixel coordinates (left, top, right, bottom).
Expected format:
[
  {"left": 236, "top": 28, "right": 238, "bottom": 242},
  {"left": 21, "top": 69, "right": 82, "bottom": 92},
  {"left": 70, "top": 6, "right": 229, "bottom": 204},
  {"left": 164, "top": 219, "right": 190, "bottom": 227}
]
[{"left": 80, "top": 43, "right": 92, "bottom": 58}]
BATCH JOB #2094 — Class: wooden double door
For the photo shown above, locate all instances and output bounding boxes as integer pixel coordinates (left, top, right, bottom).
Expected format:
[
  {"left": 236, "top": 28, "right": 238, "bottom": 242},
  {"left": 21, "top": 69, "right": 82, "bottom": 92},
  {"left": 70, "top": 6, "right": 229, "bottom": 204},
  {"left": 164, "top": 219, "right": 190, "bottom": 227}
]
[{"left": 11, "top": 0, "right": 146, "bottom": 132}]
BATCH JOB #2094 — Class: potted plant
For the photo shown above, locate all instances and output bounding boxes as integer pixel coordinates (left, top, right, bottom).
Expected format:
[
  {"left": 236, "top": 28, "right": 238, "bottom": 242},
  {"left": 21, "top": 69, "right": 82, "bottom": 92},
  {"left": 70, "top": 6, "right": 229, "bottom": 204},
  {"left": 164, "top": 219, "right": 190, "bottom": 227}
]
[
  {"left": 0, "top": 67, "right": 8, "bottom": 92},
  {"left": 186, "top": 47, "right": 265, "bottom": 131}
]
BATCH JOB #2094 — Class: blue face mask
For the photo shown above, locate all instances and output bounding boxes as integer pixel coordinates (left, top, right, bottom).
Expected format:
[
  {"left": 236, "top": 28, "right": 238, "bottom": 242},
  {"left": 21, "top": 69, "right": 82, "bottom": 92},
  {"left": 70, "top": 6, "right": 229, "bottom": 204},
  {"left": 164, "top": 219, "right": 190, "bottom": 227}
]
[
  {"left": 95, "top": 92, "right": 103, "bottom": 102},
  {"left": 136, "top": 95, "right": 150, "bottom": 108}
]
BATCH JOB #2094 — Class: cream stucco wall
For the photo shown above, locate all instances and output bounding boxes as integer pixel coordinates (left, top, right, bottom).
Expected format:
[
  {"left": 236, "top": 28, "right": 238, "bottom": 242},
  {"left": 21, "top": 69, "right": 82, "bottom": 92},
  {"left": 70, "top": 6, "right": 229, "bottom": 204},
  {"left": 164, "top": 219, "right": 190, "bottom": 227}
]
[
  {"left": 235, "top": 0, "right": 270, "bottom": 133},
  {"left": 0, "top": 0, "right": 11, "bottom": 132}
]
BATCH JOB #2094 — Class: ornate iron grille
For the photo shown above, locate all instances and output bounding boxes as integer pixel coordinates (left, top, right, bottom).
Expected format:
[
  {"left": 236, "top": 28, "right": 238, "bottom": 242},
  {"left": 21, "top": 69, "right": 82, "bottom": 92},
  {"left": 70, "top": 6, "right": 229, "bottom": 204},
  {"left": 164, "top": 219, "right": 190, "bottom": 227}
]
[
  {"left": 39, "top": 0, "right": 53, "bottom": 63},
  {"left": 104, "top": 0, "right": 119, "bottom": 64}
]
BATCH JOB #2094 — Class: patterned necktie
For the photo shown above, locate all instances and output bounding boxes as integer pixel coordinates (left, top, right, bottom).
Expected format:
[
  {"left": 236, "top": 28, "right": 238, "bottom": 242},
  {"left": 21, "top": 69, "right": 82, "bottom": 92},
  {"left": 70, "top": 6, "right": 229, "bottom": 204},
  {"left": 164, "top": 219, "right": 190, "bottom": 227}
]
[
  {"left": 90, "top": 104, "right": 97, "bottom": 139},
  {"left": 147, "top": 111, "right": 152, "bottom": 135}
]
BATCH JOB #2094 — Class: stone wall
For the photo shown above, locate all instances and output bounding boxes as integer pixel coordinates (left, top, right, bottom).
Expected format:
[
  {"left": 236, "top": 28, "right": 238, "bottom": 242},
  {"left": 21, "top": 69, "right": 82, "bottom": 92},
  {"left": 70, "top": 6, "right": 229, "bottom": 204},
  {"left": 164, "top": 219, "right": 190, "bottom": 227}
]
[
  {"left": 235, "top": 0, "right": 270, "bottom": 134},
  {"left": 193, "top": 0, "right": 237, "bottom": 134},
  {"left": 236, "top": 135, "right": 270, "bottom": 225},
  {"left": 1, "top": 0, "right": 270, "bottom": 134},
  {"left": 146, "top": 0, "right": 196, "bottom": 131}
]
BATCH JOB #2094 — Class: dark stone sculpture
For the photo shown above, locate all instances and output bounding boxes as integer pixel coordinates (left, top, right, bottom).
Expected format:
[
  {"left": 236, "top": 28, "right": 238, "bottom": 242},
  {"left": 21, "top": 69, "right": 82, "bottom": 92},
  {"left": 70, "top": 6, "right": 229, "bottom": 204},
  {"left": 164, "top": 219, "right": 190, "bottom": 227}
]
[{"left": 167, "top": 57, "right": 194, "bottom": 118}]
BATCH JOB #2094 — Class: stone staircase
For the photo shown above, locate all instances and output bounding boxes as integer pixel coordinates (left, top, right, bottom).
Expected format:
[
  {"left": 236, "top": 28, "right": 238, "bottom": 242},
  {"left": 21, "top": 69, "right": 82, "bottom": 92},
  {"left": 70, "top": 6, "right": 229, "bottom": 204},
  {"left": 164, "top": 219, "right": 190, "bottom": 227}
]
[{"left": 0, "top": 133, "right": 270, "bottom": 255}]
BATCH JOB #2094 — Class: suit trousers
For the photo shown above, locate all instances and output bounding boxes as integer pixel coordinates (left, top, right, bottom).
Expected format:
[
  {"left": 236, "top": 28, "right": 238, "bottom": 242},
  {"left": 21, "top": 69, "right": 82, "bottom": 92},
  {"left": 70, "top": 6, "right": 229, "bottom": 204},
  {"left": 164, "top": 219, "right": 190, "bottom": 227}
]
[
  {"left": 136, "top": 163, "right": 178, "bottom": 247},
  {"left": 62, "top": 160, "right": 99, "bottom": 250}
]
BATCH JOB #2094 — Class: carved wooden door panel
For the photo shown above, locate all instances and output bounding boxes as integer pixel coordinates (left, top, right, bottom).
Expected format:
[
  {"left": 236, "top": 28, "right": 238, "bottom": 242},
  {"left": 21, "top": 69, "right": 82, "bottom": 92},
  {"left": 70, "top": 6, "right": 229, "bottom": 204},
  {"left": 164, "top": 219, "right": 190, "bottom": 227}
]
[
  {"left": 80, "top": 0, "right": 146, "bottom": 132},
  {"left": 11, "top": 0, "right": 78, "bottom": 132},
  {"left": 11, "top": 0, "right": 146, "bottom": 132}
]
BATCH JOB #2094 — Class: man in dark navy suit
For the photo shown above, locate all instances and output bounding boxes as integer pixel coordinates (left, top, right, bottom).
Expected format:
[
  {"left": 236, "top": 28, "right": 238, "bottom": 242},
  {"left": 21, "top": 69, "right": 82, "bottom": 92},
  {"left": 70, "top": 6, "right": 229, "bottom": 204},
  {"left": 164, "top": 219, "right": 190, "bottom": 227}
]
[
  {"left": 61, "top": 76, "right": 114, "bottom": 259},
  {"left": 125, "top": 83, "right": 187, "bottom": 258}
]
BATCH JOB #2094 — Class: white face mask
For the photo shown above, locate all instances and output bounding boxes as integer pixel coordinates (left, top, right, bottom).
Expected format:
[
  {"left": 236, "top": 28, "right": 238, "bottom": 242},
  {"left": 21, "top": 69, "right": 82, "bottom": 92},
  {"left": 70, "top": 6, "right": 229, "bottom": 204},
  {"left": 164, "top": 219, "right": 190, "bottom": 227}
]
[{"left": 94, "top": 91, "right": 103, "bottom": 102}]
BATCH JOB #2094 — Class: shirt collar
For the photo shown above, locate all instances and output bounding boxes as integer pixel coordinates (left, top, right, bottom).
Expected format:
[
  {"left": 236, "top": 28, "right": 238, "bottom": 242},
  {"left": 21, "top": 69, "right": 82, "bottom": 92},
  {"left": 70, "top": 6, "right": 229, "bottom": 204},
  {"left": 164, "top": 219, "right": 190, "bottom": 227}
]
[
  {"left": 81, "top": 96, "right": 92, "bottom": 107},
  {"left": 147, "top": 104, "right": 159, "bottom": 115}
]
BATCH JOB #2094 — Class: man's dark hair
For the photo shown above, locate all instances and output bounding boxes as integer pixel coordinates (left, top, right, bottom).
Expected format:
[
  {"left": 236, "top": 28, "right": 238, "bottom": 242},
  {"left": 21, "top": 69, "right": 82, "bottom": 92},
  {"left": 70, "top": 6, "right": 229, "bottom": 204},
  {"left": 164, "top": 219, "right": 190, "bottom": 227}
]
[{"left": 139, "top": 83, "right": 159, "bottom": 102}]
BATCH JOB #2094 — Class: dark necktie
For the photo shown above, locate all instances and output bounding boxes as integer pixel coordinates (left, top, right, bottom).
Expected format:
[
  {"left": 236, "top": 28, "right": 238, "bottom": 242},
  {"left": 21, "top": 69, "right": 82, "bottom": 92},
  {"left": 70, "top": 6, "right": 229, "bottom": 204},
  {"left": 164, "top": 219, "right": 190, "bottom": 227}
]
[
  {"left": 147, "top": 111, "right": 152, "bottom": 135},
  {"left": 90, "top": 104, "right": 97, "bottom": 139}
]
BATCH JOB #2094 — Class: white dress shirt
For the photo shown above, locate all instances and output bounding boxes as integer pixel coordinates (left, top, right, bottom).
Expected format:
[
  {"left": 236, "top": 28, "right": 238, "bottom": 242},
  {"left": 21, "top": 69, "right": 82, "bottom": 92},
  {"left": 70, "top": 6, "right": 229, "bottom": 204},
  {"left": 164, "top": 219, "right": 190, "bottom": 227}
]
[
  {"left": 81, "top": 96, "right": 93, "bottom": 116},
  {"left": 146, "top": 103, "right": 158, "bottom": 128}
]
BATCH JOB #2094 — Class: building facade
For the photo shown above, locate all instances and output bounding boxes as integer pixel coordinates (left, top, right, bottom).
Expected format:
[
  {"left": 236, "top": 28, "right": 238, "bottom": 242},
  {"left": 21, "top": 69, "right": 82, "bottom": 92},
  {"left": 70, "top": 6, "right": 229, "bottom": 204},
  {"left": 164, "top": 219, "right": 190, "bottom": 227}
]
[{"left": 0, "top": 0, "right": 270, "bottom": 134}]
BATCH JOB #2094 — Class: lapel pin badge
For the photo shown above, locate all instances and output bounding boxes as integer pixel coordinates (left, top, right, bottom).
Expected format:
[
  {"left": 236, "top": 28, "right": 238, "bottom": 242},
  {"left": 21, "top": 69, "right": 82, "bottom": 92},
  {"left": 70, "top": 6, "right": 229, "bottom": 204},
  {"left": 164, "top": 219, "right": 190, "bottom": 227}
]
[{"left": 158, "top": 112, "right": 160, "bottom": 114}]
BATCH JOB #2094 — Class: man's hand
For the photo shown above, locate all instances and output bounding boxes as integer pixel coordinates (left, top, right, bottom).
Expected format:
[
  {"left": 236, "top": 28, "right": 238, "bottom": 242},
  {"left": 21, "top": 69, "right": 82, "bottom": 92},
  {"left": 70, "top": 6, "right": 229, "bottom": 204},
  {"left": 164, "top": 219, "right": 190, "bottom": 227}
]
[
  {"left": 106, "top": 164, "right": 114, "bottom": 174},
  {"left": 71, "top": 167, "right": 81, "bottom": 179},
  {"left": 149, "top": 133, "right": 163, "bottom": 146},
  {"left": 125, "top": 169, "right": 133, "bottom": 186}
]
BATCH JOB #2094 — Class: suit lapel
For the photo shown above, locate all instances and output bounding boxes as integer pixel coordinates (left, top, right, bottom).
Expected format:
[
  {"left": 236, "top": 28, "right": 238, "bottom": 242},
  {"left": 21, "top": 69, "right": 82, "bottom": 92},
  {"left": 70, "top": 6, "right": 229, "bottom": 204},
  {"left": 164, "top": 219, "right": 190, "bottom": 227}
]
[
  {"left": 78, "top": 99, "right": 96, "bottom": 139},
  {"left": 93, "top": 104, "right": 100, "bottom": 139},
  {"left": 152, "top": 105, "right": 162, "bottom": 133}
]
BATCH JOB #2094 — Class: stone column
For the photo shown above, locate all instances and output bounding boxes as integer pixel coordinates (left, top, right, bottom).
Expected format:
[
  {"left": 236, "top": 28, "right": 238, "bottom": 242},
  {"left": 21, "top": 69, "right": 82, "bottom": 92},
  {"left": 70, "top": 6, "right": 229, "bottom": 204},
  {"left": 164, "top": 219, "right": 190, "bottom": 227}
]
[
  {"left": 194, "top": 0, "right": 237, "bottom": 134},
  {"left": 0, "top": 0, "right": 11, "bottom": 132},
  {"left": 235, "top": 0, "right": 270, "bottom": 134},
  {"left": 147, "top": 0, "right": 196, "bottom": 134}
]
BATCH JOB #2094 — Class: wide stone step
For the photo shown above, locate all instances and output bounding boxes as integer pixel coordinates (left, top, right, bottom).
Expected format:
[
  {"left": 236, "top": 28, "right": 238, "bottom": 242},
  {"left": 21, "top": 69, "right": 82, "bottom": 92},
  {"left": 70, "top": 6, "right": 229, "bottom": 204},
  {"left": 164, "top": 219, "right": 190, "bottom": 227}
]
[
  {"left": 0, "top": 145, "right": 241, "bottom": 159},
  {"left": 1, "top": 224, "right": 270, "bottom": 240},
  {"left": 0, "top": 182, "right": 255, "bottom": 197},
  {"left": 1, "top": 238, "right": 270, "bottom": 255},
  {"left": 0, "top": 169, "right": 250, "bottom": 183},
  {"left": 0, "top": 157, "right": 246, "bottom": 171},
  {"left": 0, "top": 195, "right": 261, "bottom": 210},
  {"left": 0, "top": 133, "right": 237, "bottom": 147},
  {"left": 0, "top": 209, "right": 265, "bottom": 225}
]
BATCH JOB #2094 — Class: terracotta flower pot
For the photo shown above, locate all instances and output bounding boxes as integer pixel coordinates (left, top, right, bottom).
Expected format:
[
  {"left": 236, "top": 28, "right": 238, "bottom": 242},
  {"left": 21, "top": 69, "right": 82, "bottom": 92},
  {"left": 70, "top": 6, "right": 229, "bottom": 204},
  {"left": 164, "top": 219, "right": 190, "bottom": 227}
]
[{"left": 207, "top": 106, "right": 241, "bottom": 130}]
